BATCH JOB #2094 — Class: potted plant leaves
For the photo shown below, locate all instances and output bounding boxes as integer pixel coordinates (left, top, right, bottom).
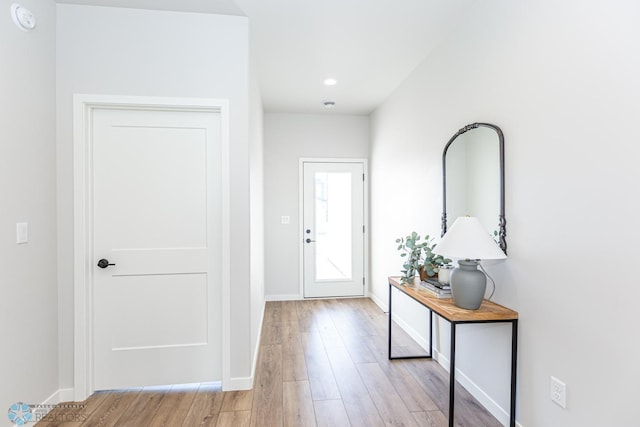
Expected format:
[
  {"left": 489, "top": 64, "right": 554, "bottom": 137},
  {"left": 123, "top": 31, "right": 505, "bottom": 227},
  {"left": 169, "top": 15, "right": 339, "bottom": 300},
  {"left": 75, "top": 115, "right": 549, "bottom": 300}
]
[
  {"left": 396, "top": 232, "right": 451, "bottom": 285},
  {"left": 420, "top": 240, "right": 451, "bottom": 282}
]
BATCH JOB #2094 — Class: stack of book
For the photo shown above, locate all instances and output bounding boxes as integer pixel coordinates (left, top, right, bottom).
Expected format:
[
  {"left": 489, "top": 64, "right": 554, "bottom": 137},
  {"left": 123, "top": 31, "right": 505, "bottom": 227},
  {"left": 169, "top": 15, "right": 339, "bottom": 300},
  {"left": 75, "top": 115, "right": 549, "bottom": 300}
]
[{"left": 419, "top": 278, "right": 452, "bottom": 299}]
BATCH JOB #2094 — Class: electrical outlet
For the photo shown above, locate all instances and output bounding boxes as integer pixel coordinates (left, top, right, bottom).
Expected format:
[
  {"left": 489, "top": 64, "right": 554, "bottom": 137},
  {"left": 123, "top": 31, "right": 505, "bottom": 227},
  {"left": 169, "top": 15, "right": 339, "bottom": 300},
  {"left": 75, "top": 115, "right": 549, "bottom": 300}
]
[{"left": 550, "top": 376, "right": 566, "bottom": 408}]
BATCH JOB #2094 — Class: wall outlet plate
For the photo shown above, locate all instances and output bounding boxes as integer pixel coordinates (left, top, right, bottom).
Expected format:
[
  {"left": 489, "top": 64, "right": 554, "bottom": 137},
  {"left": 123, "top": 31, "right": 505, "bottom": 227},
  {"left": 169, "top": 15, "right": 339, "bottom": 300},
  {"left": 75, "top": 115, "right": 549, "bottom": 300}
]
[{"left": 550, "top": 376, "right": 566, "bottom": 408}]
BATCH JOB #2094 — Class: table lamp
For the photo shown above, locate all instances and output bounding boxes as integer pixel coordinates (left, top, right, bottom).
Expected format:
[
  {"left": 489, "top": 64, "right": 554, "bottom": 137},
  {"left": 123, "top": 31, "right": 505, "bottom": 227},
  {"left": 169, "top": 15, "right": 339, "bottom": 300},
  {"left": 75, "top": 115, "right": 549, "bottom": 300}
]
[{"left": 433, "top": 216, "right": 507, "bottom": 309}]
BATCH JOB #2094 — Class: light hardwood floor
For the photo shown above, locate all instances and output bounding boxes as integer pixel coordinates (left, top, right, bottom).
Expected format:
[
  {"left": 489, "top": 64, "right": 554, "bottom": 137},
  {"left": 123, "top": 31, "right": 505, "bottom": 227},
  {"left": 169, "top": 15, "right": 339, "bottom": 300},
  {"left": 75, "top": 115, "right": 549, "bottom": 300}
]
[{"left": 38, "top": 298, "right": 501, "bottom": 426}]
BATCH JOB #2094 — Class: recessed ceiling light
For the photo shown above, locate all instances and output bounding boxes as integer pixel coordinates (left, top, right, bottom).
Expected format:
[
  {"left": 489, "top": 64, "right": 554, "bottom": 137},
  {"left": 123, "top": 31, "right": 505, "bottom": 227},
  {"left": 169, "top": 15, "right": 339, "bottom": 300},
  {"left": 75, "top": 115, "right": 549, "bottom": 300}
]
[
  {"left": 323, "top": 100, "right": 336, "bottom": 108},
  {"left": 323, "top": 78, "right": 338, "bottom": 86}
]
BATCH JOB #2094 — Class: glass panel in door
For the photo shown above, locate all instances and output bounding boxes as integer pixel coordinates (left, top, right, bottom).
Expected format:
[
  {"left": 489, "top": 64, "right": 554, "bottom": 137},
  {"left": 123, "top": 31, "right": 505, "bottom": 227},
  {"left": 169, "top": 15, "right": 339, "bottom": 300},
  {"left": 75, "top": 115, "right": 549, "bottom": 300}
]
[{"left": 314, "top": 172, "right": 352, "bottom": 281}]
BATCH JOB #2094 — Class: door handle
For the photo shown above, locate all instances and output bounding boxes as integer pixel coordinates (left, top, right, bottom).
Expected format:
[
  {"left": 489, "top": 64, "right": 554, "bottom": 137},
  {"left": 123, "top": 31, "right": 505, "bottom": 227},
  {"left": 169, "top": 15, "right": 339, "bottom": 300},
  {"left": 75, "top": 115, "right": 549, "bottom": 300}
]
[
  {"left": 97, "top": 258, "right": 116, "bottom": 269},
  {"left": 305, "top": 238, "right": 316, "bottom": 244}
]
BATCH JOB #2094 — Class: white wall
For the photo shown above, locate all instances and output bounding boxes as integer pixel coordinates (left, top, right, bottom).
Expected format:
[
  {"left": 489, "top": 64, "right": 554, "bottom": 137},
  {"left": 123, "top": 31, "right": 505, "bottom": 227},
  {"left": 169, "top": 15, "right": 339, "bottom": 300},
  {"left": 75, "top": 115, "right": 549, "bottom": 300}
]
[
  {"left": 264, "top": 113, "right": 369, "bottom": 298},
  {"left": 370, "top": 1, "right": 640, "bottom": 426},
  {"left": 0, "top": 0, "right": 58, "bottom": 421},
  {"left": 249, "top": 69, "right": 265, "bottom": 371},
  {"left": 56, "top": 4, "right": 255, "bottom": 388}
]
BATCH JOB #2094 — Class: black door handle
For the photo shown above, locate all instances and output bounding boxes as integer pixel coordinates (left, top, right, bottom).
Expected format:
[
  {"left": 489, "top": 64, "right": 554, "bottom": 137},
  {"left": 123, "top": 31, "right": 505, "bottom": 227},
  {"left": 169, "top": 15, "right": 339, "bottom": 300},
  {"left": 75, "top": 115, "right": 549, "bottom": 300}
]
[
  {"left": 97, "top": 258, "right": 116, "bottom": 269},
  {"left": 306, "top": 238, "right": 316, "bottom": 243}
]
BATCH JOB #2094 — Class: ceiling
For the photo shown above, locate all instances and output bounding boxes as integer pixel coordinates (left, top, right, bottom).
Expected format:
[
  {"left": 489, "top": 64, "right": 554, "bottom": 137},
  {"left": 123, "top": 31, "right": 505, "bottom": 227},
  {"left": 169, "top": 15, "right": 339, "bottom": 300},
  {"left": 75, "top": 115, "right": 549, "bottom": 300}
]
[{"left": 57, "top": 0, "right": 473, "bottom": 114}]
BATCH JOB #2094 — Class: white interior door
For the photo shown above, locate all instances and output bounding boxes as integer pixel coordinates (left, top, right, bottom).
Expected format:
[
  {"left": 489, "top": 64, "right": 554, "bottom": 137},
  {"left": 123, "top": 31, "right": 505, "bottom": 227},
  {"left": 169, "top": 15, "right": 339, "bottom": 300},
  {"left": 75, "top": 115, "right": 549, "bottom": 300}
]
[
  {"left": 92, "top": 107, "right": 221, "bottom": 390},
  {"left": 303, "top": 162, "right": 365, "bottom": 298}
]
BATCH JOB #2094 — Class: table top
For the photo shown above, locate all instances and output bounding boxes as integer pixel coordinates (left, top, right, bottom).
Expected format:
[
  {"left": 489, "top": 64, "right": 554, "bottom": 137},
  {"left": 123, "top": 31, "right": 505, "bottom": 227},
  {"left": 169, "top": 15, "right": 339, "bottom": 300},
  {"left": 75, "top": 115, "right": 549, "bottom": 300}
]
[{"left": 388, "top": 276, "right": 518, "bottom": 322}]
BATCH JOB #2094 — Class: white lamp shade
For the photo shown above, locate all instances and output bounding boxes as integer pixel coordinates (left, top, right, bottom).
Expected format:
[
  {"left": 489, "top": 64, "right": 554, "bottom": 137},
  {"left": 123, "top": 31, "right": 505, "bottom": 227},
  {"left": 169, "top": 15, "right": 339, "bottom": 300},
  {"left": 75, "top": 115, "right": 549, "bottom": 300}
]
[{"left": 434, "top": 217, "right": 507, "bottom": 260}]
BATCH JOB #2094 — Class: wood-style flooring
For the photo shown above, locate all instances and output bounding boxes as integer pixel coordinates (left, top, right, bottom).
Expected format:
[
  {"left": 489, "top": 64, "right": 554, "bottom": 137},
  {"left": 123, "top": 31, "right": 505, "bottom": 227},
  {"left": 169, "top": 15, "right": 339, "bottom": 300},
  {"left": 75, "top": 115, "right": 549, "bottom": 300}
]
[{"left": 37, "top": 298, "right": 501, "bottom": 426}]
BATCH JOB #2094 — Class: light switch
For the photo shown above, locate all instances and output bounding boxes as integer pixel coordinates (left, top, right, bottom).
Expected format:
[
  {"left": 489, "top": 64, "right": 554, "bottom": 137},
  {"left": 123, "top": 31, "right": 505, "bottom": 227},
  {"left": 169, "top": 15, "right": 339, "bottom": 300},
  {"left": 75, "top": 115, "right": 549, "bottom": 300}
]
[
  {"left": 16, "top": 222, "right": 28, "bottom": 244},
  {"left": 280, "top": 216, "right": 290, "bottom": 225}
]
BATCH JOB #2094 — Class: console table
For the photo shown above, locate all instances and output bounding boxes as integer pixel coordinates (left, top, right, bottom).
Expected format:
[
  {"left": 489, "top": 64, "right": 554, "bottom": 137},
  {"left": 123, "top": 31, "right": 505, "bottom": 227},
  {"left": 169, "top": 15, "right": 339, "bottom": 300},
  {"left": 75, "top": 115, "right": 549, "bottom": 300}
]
[{"left": 388, "top": 276, "right": 518, "bottom": 427}]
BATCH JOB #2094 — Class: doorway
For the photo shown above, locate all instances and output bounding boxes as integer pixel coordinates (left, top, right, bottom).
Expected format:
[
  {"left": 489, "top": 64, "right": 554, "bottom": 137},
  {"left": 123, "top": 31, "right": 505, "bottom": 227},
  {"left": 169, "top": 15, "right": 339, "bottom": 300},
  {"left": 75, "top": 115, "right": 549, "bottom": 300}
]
[{"left": 301, "top": 160, "right": 367, "bottom": 298}]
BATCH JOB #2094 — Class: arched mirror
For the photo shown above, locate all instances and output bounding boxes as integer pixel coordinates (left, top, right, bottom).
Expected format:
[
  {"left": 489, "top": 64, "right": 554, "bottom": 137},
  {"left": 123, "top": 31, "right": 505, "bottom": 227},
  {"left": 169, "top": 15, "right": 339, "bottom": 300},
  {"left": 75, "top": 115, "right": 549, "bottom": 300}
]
[{"left": 442, "top": 122, "right": 506, "bottom": 253}]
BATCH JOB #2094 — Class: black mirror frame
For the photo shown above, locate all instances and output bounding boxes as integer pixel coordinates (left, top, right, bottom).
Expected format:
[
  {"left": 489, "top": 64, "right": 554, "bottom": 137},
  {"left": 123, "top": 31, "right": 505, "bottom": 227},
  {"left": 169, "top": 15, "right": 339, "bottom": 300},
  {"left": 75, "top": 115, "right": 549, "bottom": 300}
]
[{"left": 441, "top": 122, "right": 506, "bottom": 254}]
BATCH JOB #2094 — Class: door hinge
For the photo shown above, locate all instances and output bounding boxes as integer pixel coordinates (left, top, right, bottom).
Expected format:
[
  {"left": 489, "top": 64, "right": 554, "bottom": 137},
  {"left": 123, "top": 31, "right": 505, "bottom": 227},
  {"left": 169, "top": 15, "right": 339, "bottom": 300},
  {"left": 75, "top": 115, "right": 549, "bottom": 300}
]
[
  {"left": 363, "top": 277, "right": 365, "bottom": 286},
  {"left": 362, "top": 173, "right": 365, "bottom": 181},
  {"left": 363, "top": 225, "right": 365, "bottom": 233}
]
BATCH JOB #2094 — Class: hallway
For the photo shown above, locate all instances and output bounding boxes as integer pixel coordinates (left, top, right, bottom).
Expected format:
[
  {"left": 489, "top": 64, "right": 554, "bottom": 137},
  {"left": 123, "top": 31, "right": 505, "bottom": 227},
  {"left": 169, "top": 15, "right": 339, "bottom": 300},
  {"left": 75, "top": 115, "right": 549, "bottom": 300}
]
[{"left": 39, "top": 299, "right": 499, "bottom": 426}]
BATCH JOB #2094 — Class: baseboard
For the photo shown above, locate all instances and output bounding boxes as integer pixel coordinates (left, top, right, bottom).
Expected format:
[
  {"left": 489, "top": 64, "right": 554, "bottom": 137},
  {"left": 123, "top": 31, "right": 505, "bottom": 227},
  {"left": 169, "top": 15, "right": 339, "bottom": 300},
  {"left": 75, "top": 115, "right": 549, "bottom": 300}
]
[
  {"left": 265, "top": 294, "right": 302, "bottom": 301},
  {"left": 56, "top": 388, "right": 75, "bottom": 403},
  {"left": 391, "top": 312, "right": 429, "bottom": 350},
  {"left": 369, "top": 292, "right": 387, "bottom": 313},
  {"left": 223, "top": 300, "right": 265, "bottom": 392},
  {"left": 249, "top": 300, "right": 266, "bottom": 387},
  {"left": 42, "top": 389, "right": 61, "bottom": 405},
  {"left": 433, "top": 350, "right": 523, "bottom": 427},
  {"left": 224, "top": 376, "right": 253, "bottom": 391},
  {"left": 18, "top": 388, "right": 83, "bottom": 423},
  {"left": 266, "top": 294, "right": 373, "bottom": 302},
  {"left": 39, "top": 388, "right": 74, "bottom": 404}
]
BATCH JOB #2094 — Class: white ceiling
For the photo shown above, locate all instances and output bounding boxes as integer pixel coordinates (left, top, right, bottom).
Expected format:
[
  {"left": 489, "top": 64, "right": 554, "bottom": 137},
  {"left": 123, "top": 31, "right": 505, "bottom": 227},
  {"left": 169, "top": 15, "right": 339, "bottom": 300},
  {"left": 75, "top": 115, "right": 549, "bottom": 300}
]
[
  {"left": 57, "top": 0, "right": 246, "bottom": 16},
  {"left": 56, "top": 0, "right": 472, "bottom": 114}
]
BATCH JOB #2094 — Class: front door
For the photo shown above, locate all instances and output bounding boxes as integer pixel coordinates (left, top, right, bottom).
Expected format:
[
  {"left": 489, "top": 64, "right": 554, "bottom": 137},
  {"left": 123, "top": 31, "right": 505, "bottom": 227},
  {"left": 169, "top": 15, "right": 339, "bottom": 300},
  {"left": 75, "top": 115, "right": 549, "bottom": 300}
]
[
  {"left": 302, "top": 161, "right": 365, "bottom": 298},
  {"left": 91, "top": 106, "right": 221, "bottom": 390}
]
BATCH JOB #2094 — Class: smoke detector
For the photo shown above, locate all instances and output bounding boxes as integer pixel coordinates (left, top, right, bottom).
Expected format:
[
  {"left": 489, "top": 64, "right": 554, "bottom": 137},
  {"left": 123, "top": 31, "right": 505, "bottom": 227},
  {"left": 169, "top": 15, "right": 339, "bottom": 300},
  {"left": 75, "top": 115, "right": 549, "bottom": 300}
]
[{"left": 11, "top": 4, "right": 36, "bottom": 31}]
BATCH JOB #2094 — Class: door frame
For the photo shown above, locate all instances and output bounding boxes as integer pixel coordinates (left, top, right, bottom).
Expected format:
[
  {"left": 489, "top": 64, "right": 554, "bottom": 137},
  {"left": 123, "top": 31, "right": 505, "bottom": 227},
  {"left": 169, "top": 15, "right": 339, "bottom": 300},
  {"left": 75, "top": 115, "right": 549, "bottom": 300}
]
[
  {"left": 298, "top": 158, "right": 369, "bottom": 299},
  {"left": 72, "top": 94, "right": 231, "bottom": 401}
]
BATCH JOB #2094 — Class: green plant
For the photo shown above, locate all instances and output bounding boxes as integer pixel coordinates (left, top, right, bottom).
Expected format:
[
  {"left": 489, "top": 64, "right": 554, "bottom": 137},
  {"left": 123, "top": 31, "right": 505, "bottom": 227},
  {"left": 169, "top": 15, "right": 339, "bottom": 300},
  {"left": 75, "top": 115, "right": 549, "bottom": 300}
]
[
  {"left": 396, "top": 232, "right": 451, "bottom": 285},
  {"left": 422, "top": 239, "right": 452, "bottom": 278}
]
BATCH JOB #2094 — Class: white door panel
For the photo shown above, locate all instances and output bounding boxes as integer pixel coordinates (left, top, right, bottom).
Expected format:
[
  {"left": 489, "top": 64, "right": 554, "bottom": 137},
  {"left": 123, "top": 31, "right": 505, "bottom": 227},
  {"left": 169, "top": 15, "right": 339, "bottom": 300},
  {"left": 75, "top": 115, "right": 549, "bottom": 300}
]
[
  {"left": 104, "top": 274, "right": 208, "bottom": 350},
  {"left": 303, "top": 162, "right": 365, "bottom": 298},
  {"left": 92, "top": 107, "right": 221, "bottom": 390}
]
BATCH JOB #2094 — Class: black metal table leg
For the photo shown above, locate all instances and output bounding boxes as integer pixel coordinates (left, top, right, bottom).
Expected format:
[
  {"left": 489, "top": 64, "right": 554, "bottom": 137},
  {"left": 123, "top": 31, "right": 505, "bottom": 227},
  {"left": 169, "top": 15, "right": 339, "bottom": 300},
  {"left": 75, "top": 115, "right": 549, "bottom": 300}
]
[
  {"left": 510, "top": 319, "right": 518, "bottom": 427},
  {"left": 449, "top": 322, "right": 456, "bottom": 427},
  {"left": 388, "top": 283, "right": 393, "bottom": 360},
  {"left": 388, "top": 281, "right": 432, "bottom": 360}
]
